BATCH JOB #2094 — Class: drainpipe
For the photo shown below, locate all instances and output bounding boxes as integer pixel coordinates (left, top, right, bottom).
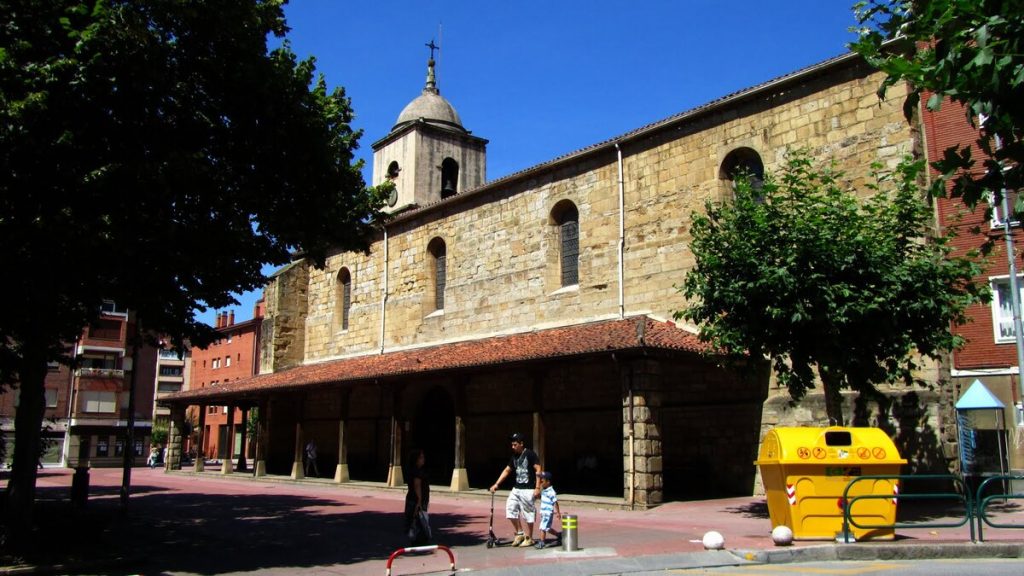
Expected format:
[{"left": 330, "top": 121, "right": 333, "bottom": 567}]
[
  {"left": 995, "top": 132, "right": 1024, "bottom": 415},
  {"left": 615, "top": 142, "right": 626, "bottom": 319},
  {"left": 380, "top": 226, "right": 389, "bottom": 355}
]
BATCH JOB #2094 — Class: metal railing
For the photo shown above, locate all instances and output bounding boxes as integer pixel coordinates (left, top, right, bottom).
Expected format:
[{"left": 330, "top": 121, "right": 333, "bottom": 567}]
[
  {"left": 975, "top": 474, "right": 1024, "bottom": 542},
  {"left": 841, "top": 474, "right": 974, "bottom": 543}
]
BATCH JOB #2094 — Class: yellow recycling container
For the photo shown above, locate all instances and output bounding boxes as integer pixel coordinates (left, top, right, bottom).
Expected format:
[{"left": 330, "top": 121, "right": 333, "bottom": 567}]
[{"left": 755, "top": 427, "right": 906, "bottom": 541}]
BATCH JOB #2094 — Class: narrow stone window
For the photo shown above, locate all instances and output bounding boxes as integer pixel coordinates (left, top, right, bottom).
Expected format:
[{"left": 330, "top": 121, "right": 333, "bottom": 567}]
[
  {"left": 336, "top": 267, "right": 352, "bottom": 330},
  {"left": 552, "top": 201, "right": 579, "bottom": 287},
  {"left": 428, "top": 238, "right": 447, "bottom": 311}
]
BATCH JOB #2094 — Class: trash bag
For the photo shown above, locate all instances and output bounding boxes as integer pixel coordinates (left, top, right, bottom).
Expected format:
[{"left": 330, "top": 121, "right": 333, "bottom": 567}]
[{"left": 408, "top": 509, "right": 431, "bottom": 544}]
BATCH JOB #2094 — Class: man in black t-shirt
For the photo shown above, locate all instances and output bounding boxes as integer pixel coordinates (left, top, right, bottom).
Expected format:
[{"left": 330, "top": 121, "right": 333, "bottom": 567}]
[{"left": 489, "top": 432, "right": 543, "bottom": 547}]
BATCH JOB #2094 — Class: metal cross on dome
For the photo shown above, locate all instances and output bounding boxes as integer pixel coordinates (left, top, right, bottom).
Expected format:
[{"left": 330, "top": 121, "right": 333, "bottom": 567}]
[{"left": 425, "top": 40, "right": 439, "bottom": 60}]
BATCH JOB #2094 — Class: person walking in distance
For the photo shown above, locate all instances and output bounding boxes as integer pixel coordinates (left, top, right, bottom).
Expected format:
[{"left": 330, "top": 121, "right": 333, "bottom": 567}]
[
  {"left": 490, "top": 432, "right": 543, "bottom": 547},
  {"left": 304, "top": 439, "right": 319, "bottom": 478},
  {"left": 404, "top": 448, "right": 432, "bottom": 545}
]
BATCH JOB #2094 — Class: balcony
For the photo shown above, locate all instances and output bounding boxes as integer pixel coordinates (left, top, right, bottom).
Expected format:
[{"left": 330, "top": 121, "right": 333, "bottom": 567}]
[{"left": 76, "top": 367, "right": 125, "bottom": 379}]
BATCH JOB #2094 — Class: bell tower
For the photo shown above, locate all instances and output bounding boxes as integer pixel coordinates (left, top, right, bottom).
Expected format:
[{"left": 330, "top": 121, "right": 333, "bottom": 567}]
[{"left": 372, "top": 46, "right": 487, "bottom": 211}]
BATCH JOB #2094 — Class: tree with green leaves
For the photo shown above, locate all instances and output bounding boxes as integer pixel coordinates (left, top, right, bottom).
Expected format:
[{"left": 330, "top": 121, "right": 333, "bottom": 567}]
[
  {"left": 850, "top": 0, "right": 1024, "bottom": 213},
  {"left": 0, "top": 0, "right": 388, "bottom": 552},
  {"left": 675, "top": 151, "right": 986, "bottom": 426}
]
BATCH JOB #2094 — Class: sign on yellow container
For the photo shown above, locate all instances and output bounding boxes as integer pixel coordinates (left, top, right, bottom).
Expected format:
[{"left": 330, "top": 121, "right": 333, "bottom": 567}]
[{"left": 755, "top": 427, "right": 907, "bottom": 541}]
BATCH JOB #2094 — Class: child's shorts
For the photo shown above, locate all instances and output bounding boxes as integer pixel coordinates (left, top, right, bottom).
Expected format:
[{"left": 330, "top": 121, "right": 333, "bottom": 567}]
[{"left": 539, "top": 512, "right": 554, "bottom": 531}]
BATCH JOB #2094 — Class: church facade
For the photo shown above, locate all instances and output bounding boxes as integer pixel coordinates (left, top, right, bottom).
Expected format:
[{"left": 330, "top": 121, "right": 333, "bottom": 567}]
[{"left": 163, "top": 52, "right": 928, "bottom": 507}]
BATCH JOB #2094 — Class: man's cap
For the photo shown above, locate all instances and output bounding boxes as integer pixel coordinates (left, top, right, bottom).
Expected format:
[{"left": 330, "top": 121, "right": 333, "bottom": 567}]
[
  {"left": 538, "top": 471, "right": 552, "bottom": 480},
  {"left": 509, "top": 432, "right": 525, "bottom": 442}
]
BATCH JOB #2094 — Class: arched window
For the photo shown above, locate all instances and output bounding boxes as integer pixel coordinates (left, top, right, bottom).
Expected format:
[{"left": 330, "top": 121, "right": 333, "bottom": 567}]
[
  {"left": 428, "top": 238, "right": 447, "bottom": 311},
  {"left": 441, "top": 157, "right": 459, "bottom": 199},
  {"left": 551, "top": 201, "right": 579, "bottom": 287},
  {"left": 336, "top": 267, "right": 352, "bottom": 330},
  {"left": 720, "top": 148, "right": 764, "bottom": 196}
]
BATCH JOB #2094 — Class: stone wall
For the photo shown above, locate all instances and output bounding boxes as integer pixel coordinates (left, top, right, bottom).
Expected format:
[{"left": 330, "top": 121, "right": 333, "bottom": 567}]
[{"left": 297, "top": 60, "right": 914, "bottom": 365}]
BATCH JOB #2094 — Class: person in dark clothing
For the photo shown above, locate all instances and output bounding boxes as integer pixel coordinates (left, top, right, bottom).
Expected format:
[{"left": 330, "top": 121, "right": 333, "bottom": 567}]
[{"left": 404, "top": 448, "right": 431, "bottom": 545}]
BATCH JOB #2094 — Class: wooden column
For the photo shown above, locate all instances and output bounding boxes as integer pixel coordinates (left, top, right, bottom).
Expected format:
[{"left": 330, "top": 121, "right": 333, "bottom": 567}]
[
  {"left": 532, "top": 372, "right": 546, "bottom": 466},
  {"left": 334, "top": 390, "right": 350, "bottom": 483},
  {"left": 236, "top": 406, "right": 249, "bottom": 472},
  {"left": 449, "top": 384, "right": 469, "bottom": 491},
  {"left": 221, "top": 404, "right": 235, "bottom": 475},
  {"left": 194, "top": 405, "right": 206, "bottom": 473},
  {"left": 254, "top": 398, "right": 270, "bottom": 477},
  {"left": 168, "top": 405, "right": 186, "bottom": 471},
  {"left": 385, "top": 386, "right": 403, "bottom": 487},
  {"left": 291, "top": 419, "right": 305, "bottom": 479}
]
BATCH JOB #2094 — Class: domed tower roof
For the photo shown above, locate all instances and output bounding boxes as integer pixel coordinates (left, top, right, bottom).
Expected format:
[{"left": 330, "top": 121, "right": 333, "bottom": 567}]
[{"left": 392, "top": 57, "right": 466, "bottom": 133}]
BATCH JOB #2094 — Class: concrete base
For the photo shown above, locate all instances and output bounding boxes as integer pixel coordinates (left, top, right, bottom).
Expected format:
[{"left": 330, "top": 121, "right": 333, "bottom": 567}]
[
  {"left": 449, "top": 467, "right": 470, "bottom": 492},
  {"left": 194, "top": 460, "right": 205, "bottom": 473},
  {"left": 291, "top": 461, "right": 304, "bottom": 480},
  {"left": 387, "top": 465, "right": 404, "bottom": 487},
  {"left": 254, "top": 460, "right": 266, "bottom": 477},
  {"left": 220, "top": 461, "right": 233, "bottom": 475},
  {"left": 334, "top": 463, "right": 350, "bottom": 483}
]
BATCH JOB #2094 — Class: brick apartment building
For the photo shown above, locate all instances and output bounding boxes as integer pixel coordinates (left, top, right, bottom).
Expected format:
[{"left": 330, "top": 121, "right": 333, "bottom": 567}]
[
  {"left": 0, "top": 348, "right": 74, "bottom": 466},
  {"left": 188, "top": 302, "right": 263, "bottom": 467},
  {"left": 928, "top": 96, "right": 1024, "bottom": 471}
]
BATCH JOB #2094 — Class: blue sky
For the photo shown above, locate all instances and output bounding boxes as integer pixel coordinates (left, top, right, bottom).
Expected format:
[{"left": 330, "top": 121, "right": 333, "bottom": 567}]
[{"left": 199, "top": 0, "right": 862, "bottom": 325}]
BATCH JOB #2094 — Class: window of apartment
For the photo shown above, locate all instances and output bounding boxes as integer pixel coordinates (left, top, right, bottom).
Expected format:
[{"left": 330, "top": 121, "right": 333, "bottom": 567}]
[
  {"left": 44, "top": 388, "right": 58, "bottom": 408},
  {"left": 87, "top": 318, "right": 123, "bottom": 340},
  {"left": 227, "top": 333, "right": 233, "bottom": 344},
  {"left": 115, "top": 439, "right": 124, "bottom": 456},
  {"left": 81, "top": 391, "right": 117, "bottom": 413},
  {"left": 991, "top": 190, "right": 1020, "bottom": 228},
  {"left": 991, "top": 275, "right": 1024, "bottom": 343},
  {"left": 100, "top": 300, "right": 127, "bottom": 315},
  {"left": 47, "top": 360, "right": 60, "bottom": 371},
  {"left": 441, "top": 157, "right": 459, "bottom": 199},
  {"left": 551, "top": 201, "right": 579, "bottom": 287},
  {"left": 336, "top": 267, "right": 352, "bottom": 330},
  {"left": 96, "top": 437, "right": 109, "bottom": 457},
  {"left": 157, "top": 382, "right": 182, "bottom": 394},
  {"left": 428, "top": 238, "right": 447, "bottom": 312},
  {"left": 159, "top": 365, "right": 183, "bottom": 377},
  {"left": 225, "top": 355, "right": 231, "bottom": 367},
  {"left": 720, "top": 147, "right": 765, "bottom": 197},
  {"left": 212, "top": 358, "right": 220, "bottom": 369}
]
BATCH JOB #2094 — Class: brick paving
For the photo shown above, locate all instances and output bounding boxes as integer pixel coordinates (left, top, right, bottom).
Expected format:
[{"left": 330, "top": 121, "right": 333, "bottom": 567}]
[{"left": 8, "top": 466, "right": 1022, "bottom": 575}]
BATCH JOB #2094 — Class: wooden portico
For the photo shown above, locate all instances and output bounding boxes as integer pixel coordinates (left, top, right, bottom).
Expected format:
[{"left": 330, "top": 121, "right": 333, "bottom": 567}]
[{"left": 160, "top": 316, "right": 767, "bottom": 508}]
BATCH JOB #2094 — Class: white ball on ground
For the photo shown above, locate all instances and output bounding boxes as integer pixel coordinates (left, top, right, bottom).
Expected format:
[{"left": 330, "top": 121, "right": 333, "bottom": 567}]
[
  {"left": 771, "top": 525, "right": 794, "bottom": 546},
  {"left": 701, "top": 530, "right": 725, "bottom": 550}
]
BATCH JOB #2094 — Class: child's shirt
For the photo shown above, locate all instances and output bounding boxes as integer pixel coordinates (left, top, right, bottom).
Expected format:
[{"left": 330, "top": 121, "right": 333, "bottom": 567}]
[{"left": 539, "top": 485, "right": 558, "bottom": 517}]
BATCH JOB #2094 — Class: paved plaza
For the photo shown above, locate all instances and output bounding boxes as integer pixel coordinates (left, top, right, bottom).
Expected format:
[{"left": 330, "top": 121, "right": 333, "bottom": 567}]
[{"left": 5, "top": 466, "right": 1023, "bottom": 575}]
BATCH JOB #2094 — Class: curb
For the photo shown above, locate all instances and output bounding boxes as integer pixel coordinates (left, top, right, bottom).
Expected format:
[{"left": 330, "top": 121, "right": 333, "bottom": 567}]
[{"left": 732, "top": 542, "right": 1024, "bottom": 564}]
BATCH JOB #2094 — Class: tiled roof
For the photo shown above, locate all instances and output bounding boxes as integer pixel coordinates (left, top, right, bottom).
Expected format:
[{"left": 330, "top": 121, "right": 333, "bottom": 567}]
[{"left": 162, "top": 316, "right": 708, "bottom": 404}]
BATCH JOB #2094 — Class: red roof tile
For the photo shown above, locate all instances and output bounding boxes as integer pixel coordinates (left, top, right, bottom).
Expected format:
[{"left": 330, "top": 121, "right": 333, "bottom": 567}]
[{"left": 162, "top": 316, "right": 708, "bottom": 404}]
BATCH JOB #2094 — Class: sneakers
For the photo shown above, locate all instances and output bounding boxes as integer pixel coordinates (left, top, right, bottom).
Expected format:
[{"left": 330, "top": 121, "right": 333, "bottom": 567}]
[
  {"left": 517, "top": 537, "right": 534, "bottom": 548},
  {"left": 533, "top": 540, "right": 546, "bottom": 549},
  {"left": 511, "top": 533, "right": 525, "bottom": 547}
]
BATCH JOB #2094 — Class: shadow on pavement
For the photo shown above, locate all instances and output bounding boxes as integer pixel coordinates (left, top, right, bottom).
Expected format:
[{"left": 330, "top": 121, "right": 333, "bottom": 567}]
[{"left": 19, "top": 483, "right": 481, "bottom": 575}]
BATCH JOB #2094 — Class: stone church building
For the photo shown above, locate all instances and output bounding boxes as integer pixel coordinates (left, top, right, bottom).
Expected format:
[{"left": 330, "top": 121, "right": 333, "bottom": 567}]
[{"left": 162, "top": 51, "right": 932, "bottom": 507}]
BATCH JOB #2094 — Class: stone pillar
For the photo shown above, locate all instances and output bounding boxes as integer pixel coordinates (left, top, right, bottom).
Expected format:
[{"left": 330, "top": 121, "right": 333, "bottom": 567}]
[
  {"left": 255, "top": 398, "right": 270, "bottom": 477},
  {"left": 168, "top": 405, "right": 186, "bottom": 471},
  {"left": 291, "top": 419, "right": 305, "bottom": 479},
  {"left": 449, "top": 385, "right": 469, "bottom": 491},
  {"left": 221, "top": 404, "right": 235, "bottom": 475},
  {"left": 194, "top": 405, "right": 206, "bottom": 473},
  {"left": 236, "top": 406, "right": 249, "bottom": 472},
  {"left": 334, "top": 391, "right": 350, "bottom": 483},
  {"left": 622, "top": 358, "right": 664, "bottom": 508}
]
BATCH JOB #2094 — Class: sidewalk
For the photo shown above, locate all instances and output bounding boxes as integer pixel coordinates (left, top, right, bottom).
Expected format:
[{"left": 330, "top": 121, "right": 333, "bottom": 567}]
[{"left": 8, "top": 466, "right": 1024, "bottom": 575}]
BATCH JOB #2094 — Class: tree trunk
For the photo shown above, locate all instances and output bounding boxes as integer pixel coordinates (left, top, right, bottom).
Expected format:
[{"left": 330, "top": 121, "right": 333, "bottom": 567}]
[
  {"left": 819, "top": 366, "right": 846, "bottom": 427},
  {"left": 4, "top": 344, "right": 48, "bottom": 554}
]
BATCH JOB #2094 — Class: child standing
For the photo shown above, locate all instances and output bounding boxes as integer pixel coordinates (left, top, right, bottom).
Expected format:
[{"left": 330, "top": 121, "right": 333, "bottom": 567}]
[{"left": 534, "top": 471, "right": 561, "bottom": 548}]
